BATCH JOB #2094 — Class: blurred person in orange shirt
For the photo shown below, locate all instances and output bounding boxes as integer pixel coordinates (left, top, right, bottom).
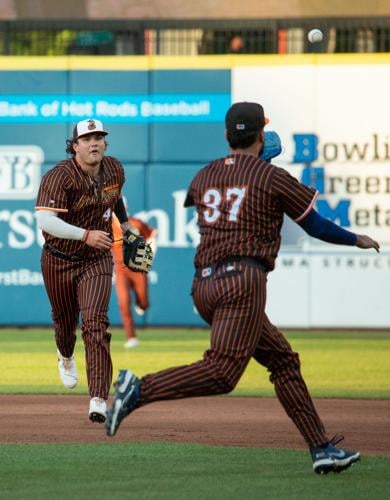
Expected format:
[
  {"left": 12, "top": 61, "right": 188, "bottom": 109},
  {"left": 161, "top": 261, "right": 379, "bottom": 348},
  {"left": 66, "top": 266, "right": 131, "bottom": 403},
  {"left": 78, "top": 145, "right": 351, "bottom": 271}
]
[{"left": 112, "top": 215, "right": 157, "bottom": 348}]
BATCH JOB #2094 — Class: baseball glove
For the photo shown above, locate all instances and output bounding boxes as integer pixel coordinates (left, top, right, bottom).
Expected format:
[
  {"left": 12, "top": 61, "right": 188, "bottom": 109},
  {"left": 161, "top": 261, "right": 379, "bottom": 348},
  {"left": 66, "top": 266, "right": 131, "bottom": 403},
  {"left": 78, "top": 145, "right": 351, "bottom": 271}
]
[
  {"left": 122, "top": 229, "right": 154, "bottom": 273},
  {"left": 259, "top": 131, "right": 282, "bottom": 161}
]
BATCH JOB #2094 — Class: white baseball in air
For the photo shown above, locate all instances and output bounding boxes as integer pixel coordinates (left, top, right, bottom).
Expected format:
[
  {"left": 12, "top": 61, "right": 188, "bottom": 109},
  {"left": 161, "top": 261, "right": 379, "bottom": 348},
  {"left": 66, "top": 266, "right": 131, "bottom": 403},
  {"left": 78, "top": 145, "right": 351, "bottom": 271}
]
[{"left": 308, "top": 29, "right": 323, "bottom": 43}]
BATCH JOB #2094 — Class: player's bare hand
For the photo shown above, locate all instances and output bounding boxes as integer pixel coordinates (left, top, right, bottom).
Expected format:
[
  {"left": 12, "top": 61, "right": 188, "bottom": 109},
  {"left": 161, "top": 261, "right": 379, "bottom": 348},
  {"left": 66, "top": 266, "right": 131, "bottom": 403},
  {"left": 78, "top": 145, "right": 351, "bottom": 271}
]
[
  {"left": 356, "top": 235, "right": 380, "bottom": 253},
  {"left": 85, "top": 230, "right": 112, "bottom": 250}
]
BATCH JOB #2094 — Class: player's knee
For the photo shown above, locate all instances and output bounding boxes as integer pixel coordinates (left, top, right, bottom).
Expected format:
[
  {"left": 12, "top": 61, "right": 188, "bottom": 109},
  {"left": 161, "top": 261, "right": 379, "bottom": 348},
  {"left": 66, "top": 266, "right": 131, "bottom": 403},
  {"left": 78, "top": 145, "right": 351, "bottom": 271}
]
[
  {"left": 137, "top": 299, "right": 149, "bottom": 311},
  {"left": 269, "top": 351, "right": 301, "bottom": 383},
  {"left": 214, "top": 370, "right": 241, "bottom": 394},
  {"left": 214, "top": 378, "right": 236, "bottom": 394},
  {"left": 204, "top": 354, "right": 244, "bottom": 394},
  {"left": 81, "top": 315, "right": 111, "bottom": 343}
]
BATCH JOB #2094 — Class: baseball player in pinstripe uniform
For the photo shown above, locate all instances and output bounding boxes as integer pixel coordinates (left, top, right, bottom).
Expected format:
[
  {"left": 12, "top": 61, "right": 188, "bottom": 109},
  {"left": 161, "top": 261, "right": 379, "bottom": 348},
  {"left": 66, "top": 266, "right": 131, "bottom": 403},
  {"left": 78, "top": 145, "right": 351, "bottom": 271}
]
[
  {"left": 35, "top": 119, "right": 151, "bottom": 423},
  {"left": 105, "top": 103, "right": 379, "bottom": 474}
]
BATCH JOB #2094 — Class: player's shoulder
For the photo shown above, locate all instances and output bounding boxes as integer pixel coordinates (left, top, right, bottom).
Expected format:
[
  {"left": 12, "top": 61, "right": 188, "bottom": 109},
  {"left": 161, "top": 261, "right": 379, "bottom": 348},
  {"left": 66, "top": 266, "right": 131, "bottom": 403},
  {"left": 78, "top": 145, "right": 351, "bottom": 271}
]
[
  {"left": 103, "top": 155, "right": 124, "bottom": 170},
  {"left": 198, "top": 156, "right": 227, "bottom": 174},
  {"left": 209, "top": 155, "right": 230, "bottom": 167},
  {"left": 269, "top": 163, "right": 296, "bottom": 180},
  {"left": 263, "top": 161, "right": 283, "bottom": 175},
  {"left": 209, "top": 154, "right": 274, "bottom": 169},
  {"left": 40, "top": 158, "right": 74, "bottom": 182},
  {"left": 103, "top": 156, "right": 125, "bottom": 183},
  {"left": 267, "top": 163, "right": 306, "bottom": 194}
]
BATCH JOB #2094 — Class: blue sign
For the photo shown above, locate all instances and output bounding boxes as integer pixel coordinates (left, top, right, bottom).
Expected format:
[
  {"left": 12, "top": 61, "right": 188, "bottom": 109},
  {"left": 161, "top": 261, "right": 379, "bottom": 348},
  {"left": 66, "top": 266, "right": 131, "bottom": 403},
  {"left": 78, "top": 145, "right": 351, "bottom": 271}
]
[
  {"left": 0, "top": 66, "right": 230, "bottom": 326},
  {"left": 0, "top": 94, "right": 230, "bottom": 123}
]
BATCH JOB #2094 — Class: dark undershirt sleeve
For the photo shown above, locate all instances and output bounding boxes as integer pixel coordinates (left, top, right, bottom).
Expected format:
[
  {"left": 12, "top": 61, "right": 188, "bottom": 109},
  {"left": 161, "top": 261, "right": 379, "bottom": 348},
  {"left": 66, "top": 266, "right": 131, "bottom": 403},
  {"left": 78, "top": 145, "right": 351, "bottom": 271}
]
[
  {"left": 298, "top": 208, "right": 357, "bottom": 246},
  {"left": 114, "top": 197, "right": 128, "bottom": 223}
]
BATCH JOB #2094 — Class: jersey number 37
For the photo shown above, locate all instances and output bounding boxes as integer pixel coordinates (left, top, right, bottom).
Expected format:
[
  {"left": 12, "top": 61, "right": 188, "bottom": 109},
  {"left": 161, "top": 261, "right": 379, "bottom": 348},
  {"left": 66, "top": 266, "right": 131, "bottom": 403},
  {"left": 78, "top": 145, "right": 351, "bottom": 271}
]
[{"left": 203, "top": 187, "right": 246, "bottom": 224}]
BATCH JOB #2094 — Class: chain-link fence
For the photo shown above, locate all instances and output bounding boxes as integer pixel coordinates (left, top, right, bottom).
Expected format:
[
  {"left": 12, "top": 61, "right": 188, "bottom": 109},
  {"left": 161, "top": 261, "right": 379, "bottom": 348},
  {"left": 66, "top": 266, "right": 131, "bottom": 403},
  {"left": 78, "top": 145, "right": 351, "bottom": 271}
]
[{"left": 1, "top": 18, "right": 390, "bottom": 55}]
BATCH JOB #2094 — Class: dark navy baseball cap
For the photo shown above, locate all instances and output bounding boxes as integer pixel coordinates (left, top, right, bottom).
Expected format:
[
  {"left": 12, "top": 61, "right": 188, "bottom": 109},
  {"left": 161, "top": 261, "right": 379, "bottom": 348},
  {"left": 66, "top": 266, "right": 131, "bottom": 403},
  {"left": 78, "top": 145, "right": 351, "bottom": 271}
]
[{"left": 225, "top": 102, "right": 269, "bottom": 134}]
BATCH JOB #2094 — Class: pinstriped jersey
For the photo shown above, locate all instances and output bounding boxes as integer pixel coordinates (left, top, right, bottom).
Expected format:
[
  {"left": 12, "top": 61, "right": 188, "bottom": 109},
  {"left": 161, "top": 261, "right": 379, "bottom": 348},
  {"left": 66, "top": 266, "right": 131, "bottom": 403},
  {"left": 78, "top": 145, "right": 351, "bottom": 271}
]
[
  {"left": 35, "top": 155, "right": 124, "bottom": 258},
  {"left": 185, "top": 153, "right": 318, "bottom": 271}
]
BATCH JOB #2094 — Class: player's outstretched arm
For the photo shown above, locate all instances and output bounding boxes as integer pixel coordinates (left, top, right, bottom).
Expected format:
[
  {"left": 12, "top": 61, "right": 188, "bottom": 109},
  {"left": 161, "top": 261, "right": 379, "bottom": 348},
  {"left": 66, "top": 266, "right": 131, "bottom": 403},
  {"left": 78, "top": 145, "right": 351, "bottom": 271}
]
[
  {"left": 355, "top": 234, "right": 380, "bottom": 252},
  {"left": 298, "top": 209, "right": 380, "bottom": 252}
]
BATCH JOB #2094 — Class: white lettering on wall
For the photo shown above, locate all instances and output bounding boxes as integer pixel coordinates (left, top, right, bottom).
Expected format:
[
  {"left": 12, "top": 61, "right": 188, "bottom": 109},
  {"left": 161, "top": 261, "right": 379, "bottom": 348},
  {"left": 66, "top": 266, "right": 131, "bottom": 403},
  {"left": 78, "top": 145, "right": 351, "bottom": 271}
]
[
  {"left": 8, "top": 210, "right": 36, "bottom": 249},
  {"left": 172, "top": 190, "right": 199, "bottom": 247},
  {"left": 0, "top": 210, "right": 44, "bottom": 249},
  {"left": 134, "top": 190, "right": 199, "bottom": 248},
  {"left": 133, "top": 209, "right": 171, "bottom": 246},
  {"left": 0, "top": 146, "right": 44, "bottom": 200}
]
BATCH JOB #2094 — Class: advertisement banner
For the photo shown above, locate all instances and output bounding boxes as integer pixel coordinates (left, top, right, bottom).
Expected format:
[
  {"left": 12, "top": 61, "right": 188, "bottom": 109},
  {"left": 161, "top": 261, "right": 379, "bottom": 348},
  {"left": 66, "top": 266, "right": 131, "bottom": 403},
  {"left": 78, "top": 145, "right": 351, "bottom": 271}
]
[
  {"left": 232, "top": 59, "right": 390, "bottom": 327},
  {"left": 0, "top": 61, "right": 229, "bottom": 326},
  {"left": 0, "top": 55, "right": 388, "bottom": 327}
]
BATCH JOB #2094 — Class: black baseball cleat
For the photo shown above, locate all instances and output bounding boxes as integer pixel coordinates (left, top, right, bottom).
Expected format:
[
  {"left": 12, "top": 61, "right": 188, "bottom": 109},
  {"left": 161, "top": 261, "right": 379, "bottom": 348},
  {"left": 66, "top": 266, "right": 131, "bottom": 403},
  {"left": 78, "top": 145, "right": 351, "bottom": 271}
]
[
  {"left": 105, "top": 370, "right": 141, "bottom": 437},
  {"left": 311, "top": 435, "right": 360, "bottom": 474}
]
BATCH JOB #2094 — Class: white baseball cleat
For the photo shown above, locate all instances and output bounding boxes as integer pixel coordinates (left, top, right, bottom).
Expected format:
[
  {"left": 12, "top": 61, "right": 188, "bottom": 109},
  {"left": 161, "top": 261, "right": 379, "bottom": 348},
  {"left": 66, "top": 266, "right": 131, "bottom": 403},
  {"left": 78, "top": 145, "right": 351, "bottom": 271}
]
[
  {"left": 57, "top": 349, "right": 78, "bottom": 389},
  {"left": 124, "top": 338, "right": 139, "bottom": 349},
  {"left": 134, "top": 306, "right": 145, "bottom": 316},
  {"left": 89, "top": 397, "right": 107, "bottom": 423}
]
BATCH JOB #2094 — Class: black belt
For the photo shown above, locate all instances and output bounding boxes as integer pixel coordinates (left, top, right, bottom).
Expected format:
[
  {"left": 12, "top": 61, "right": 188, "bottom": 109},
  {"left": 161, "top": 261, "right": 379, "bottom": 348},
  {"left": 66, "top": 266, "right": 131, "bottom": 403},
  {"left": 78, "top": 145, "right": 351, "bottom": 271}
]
[
  {"left": 195, "top": 256, "right": 269, "bottom": 279},
  {"left": 43, "top": 243, "right": 85, "bottom": 262}
]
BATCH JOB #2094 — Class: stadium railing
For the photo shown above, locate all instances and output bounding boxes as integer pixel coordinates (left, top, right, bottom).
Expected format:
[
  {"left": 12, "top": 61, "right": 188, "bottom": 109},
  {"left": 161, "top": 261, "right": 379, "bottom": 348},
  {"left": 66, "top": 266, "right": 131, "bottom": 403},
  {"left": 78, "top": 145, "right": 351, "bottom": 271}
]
[{"left": 0, "top": 17, "right": 390, "bottom": 56}]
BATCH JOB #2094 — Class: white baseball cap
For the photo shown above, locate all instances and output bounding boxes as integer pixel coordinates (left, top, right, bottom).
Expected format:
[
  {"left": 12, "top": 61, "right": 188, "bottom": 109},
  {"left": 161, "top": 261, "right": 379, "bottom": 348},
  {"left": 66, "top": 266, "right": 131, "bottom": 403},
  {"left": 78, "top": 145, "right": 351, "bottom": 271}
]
[{"left": 72, "top": 119, "right": 108, "bottom": 140}]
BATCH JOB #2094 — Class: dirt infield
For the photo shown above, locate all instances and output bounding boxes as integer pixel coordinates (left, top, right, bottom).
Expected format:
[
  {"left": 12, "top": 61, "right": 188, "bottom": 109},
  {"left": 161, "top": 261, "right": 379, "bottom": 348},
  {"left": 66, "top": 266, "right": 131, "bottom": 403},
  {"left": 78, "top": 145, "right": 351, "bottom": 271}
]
[{"left": 0, "top": 395, "right": 389, "bottom": 456}]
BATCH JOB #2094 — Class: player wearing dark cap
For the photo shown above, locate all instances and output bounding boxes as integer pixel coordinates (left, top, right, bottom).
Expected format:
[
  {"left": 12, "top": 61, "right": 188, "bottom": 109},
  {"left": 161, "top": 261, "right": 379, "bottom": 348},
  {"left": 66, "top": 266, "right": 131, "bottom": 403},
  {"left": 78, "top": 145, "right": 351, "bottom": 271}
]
[
  {"left": 35, "top": 118, "right": 147, "bottom": 423},
  {"left": 105, "top": 103, "right": 379, "bottom": 474}
]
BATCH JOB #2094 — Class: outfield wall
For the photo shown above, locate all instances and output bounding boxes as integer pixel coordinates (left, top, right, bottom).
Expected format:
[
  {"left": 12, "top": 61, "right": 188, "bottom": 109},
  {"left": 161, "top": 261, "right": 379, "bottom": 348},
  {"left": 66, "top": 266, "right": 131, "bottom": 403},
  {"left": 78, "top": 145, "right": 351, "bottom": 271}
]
[{"left": 0, "top": 55, "right": 389, "bottom": 328}]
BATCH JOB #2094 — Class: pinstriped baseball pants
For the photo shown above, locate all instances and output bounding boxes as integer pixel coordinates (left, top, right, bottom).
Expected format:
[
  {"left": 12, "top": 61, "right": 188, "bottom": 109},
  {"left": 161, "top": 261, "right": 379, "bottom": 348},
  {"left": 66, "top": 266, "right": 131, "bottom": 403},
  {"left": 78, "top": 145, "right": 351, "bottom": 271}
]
[
  {"left": 41, "top": 250, "right": 113, "bottom": 399},
  {"left": 140, "top": 261, "right": 328, "bottom": 448}
]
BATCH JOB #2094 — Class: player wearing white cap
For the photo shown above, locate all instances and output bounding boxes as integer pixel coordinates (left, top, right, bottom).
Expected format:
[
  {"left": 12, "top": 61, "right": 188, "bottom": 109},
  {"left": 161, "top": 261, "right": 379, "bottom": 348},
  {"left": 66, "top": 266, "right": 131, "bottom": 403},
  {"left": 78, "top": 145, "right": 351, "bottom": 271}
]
[{"left": 35, "top": 119, "right": 142, "bottom": 423}]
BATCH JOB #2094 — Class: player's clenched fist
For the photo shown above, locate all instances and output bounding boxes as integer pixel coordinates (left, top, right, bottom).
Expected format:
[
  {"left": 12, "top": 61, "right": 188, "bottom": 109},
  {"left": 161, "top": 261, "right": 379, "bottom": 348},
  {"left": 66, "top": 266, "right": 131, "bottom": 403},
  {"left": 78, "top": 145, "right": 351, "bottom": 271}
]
[
  {"left": 356, "top": 235, "right": 380, "bottom": 253},
  {"left": 84, "top": 230, "right": 113, "bottom": 251}
]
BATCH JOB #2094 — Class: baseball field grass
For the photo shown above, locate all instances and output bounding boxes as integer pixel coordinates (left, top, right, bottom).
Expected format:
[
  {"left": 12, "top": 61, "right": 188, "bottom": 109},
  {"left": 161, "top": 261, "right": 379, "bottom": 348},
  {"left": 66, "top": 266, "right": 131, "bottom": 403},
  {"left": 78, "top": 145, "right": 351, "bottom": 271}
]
[
  {"left": 0, "top": 327, "right": 389, "bottom": 398},
  {"left": 0, "top": 443, "right": 389, "bottom": 500},
  {"left": 0, "top": 328, "right": 389, "bottom": 500}
]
